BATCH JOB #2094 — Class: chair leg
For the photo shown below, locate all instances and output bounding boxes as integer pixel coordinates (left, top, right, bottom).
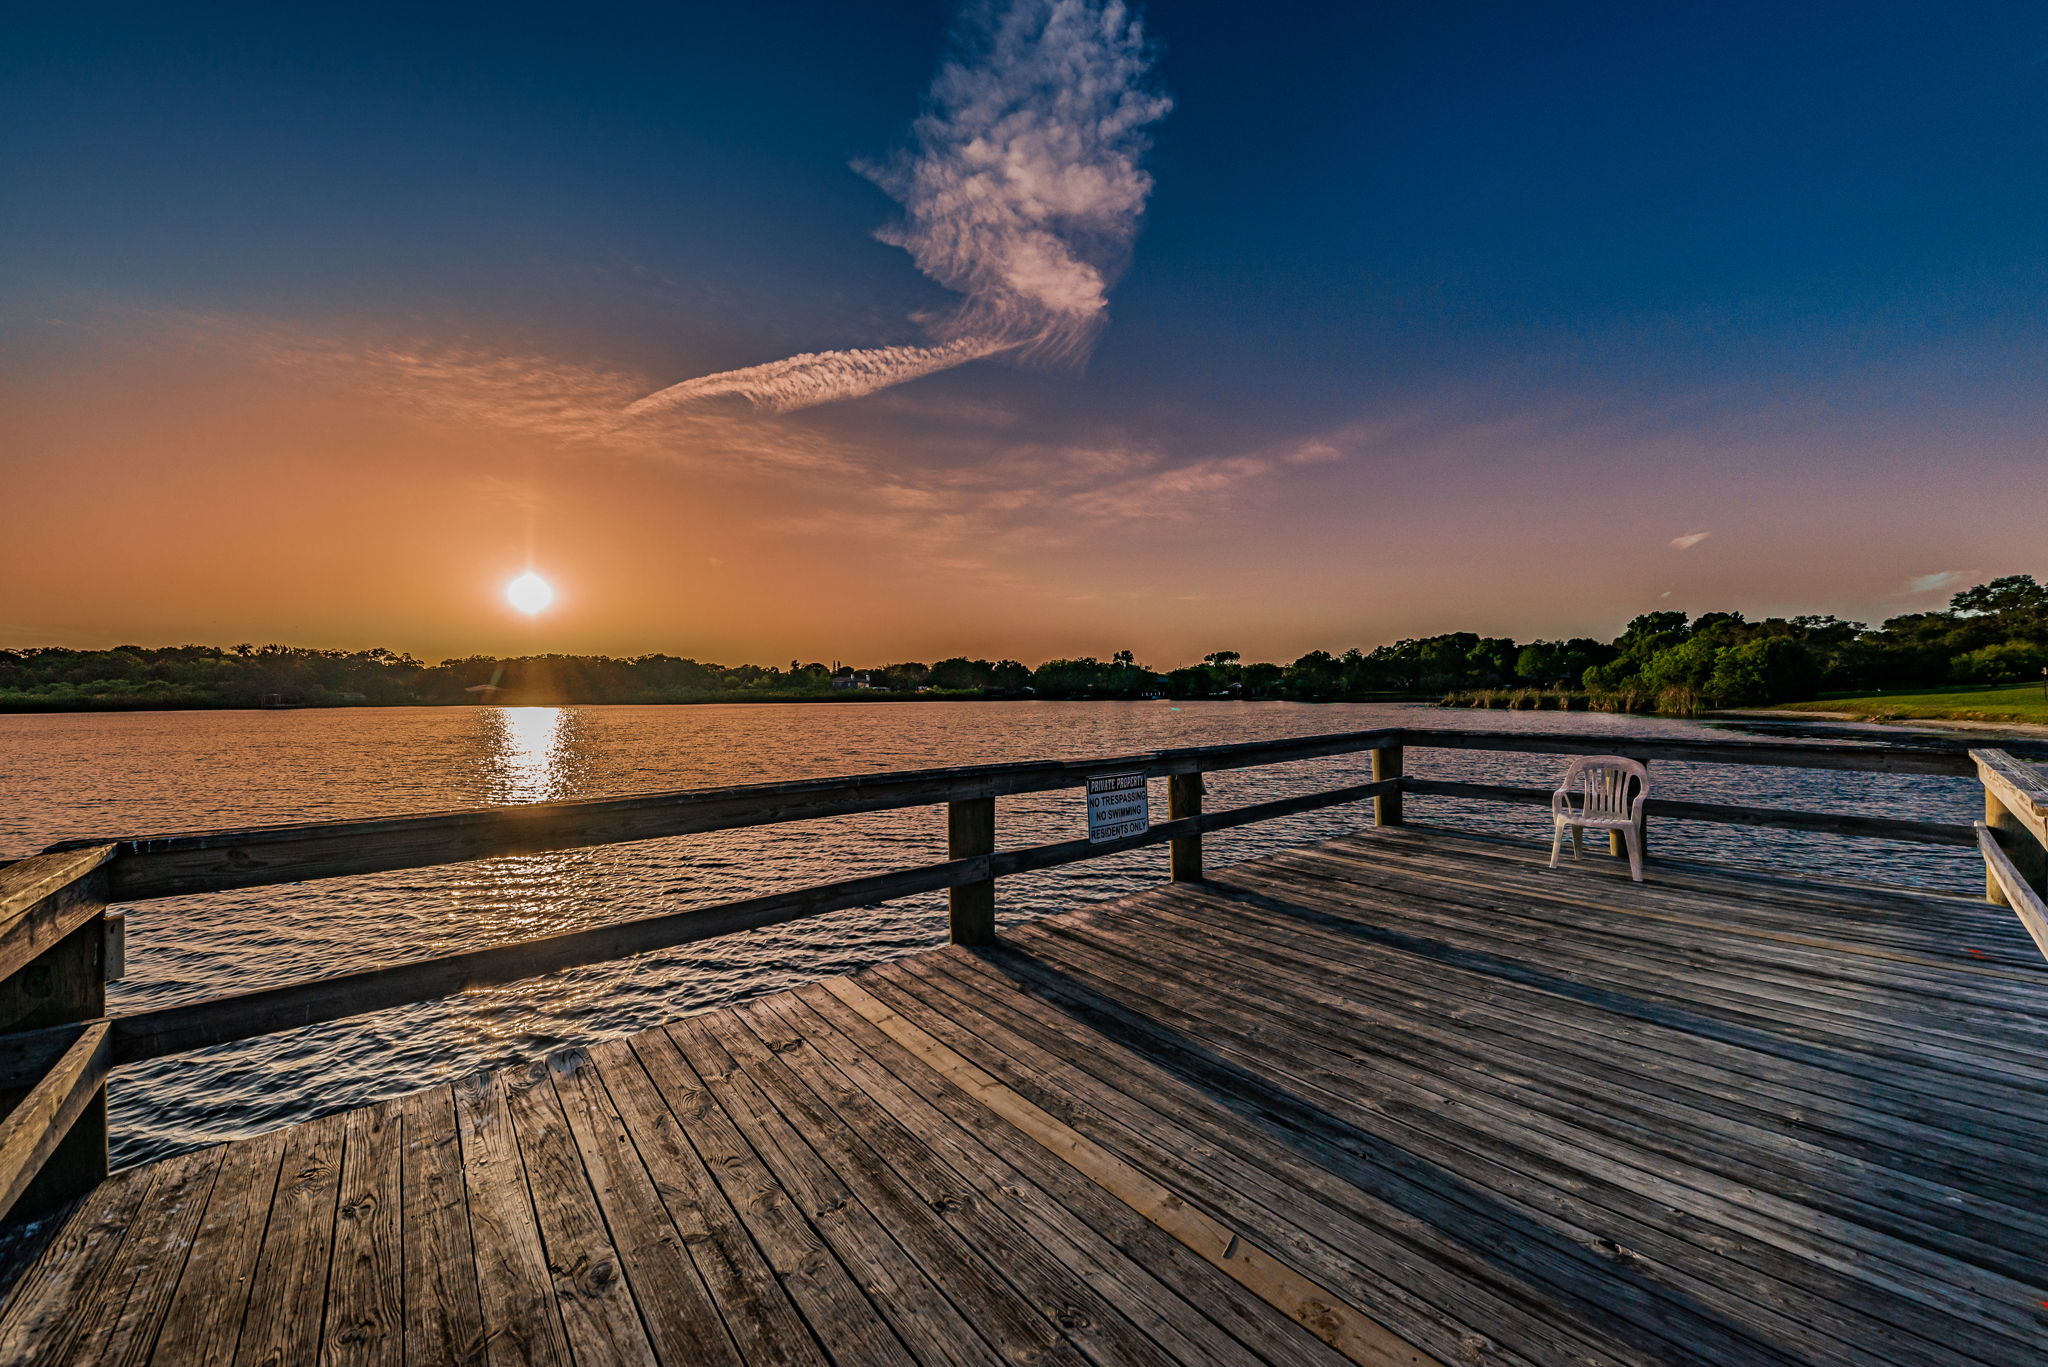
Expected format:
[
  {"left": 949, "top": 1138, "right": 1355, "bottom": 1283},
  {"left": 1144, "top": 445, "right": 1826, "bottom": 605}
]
[
  {"left": 1550, "top": 820, "right": 1565, "bottom": 869},
  {"left": 1622, "top": 824, "right": 1644, "bottom": 881},
  {"left": 1569, "top": 825, "right": 1583, "bottom": 860}
]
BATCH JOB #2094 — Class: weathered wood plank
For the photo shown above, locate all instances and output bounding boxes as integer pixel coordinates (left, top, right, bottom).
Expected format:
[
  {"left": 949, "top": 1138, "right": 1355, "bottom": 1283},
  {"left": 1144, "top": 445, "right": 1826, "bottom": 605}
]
[
  {"left": 947, "top": 796, "right": 997, "bottom": 946},
  {"left": 1191, "top": 874, "right": 2048, "bottom": 1205},
  {"left": 978, "top": 925, "right": 2042, "bottom": 1364},
  {"left": 1370, "top": 745, "right": 1402, "bottom": 827},
  {"left": 499, "top": 1058, "right": 658, "bottom": 1367},
  {"left": 706, "top": 1007, "right": 1102, "bottom": 1367},
  {"left": 764, "top": 989, "right": 1351, "bottom": 1367},
  {"left": 1129, "top": 883, "right": 2048, "bottom": 1223},
  {"left": 583, "top": 1039, "right": 830, "bottom": 1367},
  {"left": 625, "top": 1025, "right": 911, "bottom": 1366},
  {"left": 665, "top": 1011, "right": 1010, "bottom": 1367},
  {"left": 912, "top": 944, "right": 1852, "bottom": 1367},
  {"left": 147, "top": 1126, "right": 290, "bottom": 1367},
  {"left": 231, "top": 1110, "right": 347, "bottom": 1367},
  {"left": 453, "top": 1068, "right": 570, "bottom": 1367},
  {"left": 1230, "top": 856, "right": 2048, "bottom": 1093},
  {"left": 1338, "top": 827, "right": 2036, "bottom": 965},
  {"left": 1978, "top": 823, "right": 2048, "bottom": 963},
  {"left": 0, "top": 846, "right": 114, "bottom": 984},
  {"left": 1169, "top": 772, "right": 1205, "bottom": 880},
  {"left": 543, "top": 1048, "right": 745, "bottom": 1367},
  {"left": 62, "top": 1146, "right": 224, "bottom": 1366},
  {"left": 0, "top": 1022, "right": 109, "bottom": 1223},
  {"left": 322, "top": 1102, "right": 404, "bottom": 1367},
  {"left": 0, "top": 1164, "right": 156, "bottom": 1365},
  {"left": 398, "top": 1086, "right": 487, "bottom": 1367},
  {"left": 844, "top": 966, "right": 1608, "bottom": 1367},
  {"left": 824, "top": 976, "right": 1459, "bottom": 1367},
  {"left": 1114, "top": 895, "right": 2048, "bottom": 1311},
  {"left": 1272, "top": 846, "right": 2048, "bottom": 1041}
]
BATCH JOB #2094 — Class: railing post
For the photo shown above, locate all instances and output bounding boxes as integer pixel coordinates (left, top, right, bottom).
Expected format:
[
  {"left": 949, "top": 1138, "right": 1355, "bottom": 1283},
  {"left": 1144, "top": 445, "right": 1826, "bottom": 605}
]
[
  {"left": 1371, "top": 743, "right": 1404, "bottom": 826},
  {"left": 947, "top": 795, "right": 996, "bottom": 946},
  {"left": 1169, "top": 770, "right": 1204, "bottom": 881},
  {"left": 0, "top": 856, "right": 114, "bottom": 1220}
]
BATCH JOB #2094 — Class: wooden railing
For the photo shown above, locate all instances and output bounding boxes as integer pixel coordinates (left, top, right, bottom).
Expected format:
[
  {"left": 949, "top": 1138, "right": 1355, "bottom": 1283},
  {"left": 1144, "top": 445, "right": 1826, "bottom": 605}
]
[
  {"left": 2, "top": 723, "right": 2041, "bottom": 1222},
  {"left": 1974, "top": 747, "right": 2048, "bottom": 961}
]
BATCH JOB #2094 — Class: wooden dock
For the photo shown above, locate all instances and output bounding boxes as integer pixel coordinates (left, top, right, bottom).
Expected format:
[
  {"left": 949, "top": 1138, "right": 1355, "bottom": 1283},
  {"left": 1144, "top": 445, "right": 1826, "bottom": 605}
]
[{"left": 4, "top": 823, "right": 2044, "bottom": 1367}]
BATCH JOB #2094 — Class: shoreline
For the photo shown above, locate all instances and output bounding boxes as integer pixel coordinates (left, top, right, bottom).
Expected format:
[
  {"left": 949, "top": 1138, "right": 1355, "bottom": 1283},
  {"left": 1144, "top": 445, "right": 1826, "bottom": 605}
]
[
  {"left": 1709, "top": 707, "right": 2048, "bottom": 741},
  {"left": 0, "top": 693, "right": 1431, "bottom": 716}
]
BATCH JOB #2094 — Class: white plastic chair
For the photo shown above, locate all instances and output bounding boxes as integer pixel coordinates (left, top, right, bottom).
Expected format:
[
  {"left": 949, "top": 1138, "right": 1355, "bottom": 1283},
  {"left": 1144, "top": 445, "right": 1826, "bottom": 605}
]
[{"left": 1550, "top": 756, "right": 1649, "bottom": 881}]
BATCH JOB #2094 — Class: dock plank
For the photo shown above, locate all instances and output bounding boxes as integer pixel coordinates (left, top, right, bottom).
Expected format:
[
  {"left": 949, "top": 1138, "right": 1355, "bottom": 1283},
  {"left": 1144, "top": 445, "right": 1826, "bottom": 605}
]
[
  {"left": 499, "top": 1059, "right": 658, "bottom": 1367},
  {"left": 324, "top": 1103, "right": 404, "bottom": 1367},
  {"left": 626, "top": 1026, "right": 910, "bottom": 1366},
  {"left": 230, "top": 1109, "right": 347, "bottom": 1367},
  {"left": 545, "top": 1047, "right": 745, "bottom": 1367},
  {"left": 399, "top": 1085, "right": 487, "bottom": 1367},
  {"left": 145, "top": 1125, "right": 289, "bottom": 1367},
  {"left": 583, "top": 1039, "right": 827, "bottom": 1367},
  {"left": 454, "top": 1068, "right": 570, "bottom": 1367}
]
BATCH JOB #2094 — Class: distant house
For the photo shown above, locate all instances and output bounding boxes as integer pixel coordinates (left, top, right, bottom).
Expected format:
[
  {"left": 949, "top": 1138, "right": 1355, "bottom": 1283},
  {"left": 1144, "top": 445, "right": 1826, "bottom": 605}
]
[{"left": 830, "top": 673, "right": 872, "bottom": 691}]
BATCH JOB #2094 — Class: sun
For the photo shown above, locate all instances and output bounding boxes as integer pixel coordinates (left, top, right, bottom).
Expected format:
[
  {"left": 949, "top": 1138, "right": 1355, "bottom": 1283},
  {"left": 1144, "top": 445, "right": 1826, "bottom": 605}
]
[{"left": 506, "top": 572, "right": 554, "bottom": 615}]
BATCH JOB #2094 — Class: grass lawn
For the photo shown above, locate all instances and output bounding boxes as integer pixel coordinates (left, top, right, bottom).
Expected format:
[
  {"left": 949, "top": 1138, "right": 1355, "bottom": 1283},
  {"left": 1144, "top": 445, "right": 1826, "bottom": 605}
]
[{"left": 1772, "top": 682, "right": 2048, "bottom": 726}]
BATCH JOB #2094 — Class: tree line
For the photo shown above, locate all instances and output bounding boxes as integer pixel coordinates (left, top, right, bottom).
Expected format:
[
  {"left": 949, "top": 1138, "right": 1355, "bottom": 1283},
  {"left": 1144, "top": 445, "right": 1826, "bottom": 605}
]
[{"left": 2, "top": 574, "right": 2042, "bottom": 713}]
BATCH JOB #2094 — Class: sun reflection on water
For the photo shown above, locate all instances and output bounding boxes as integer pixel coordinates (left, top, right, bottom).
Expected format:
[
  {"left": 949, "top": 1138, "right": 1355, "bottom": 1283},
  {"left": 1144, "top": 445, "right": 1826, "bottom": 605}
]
[{"left": 489, "top": 706, "right": 566, "bottom": 803}]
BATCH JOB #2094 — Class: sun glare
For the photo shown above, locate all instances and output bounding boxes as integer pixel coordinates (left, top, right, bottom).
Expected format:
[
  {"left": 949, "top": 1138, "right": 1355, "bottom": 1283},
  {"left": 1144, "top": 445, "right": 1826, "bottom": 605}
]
[{"left": 506, "top": 572, "right": 554, "bottom": 615}]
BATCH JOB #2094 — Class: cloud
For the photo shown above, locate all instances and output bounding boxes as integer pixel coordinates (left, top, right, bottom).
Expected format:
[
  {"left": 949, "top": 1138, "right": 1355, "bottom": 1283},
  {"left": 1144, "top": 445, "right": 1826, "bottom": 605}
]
[
  {"left": 623, "top": 338, "right": 1010, "bottom": 419},
  {"left": 1906, "top": 570, "right": 1965, "bottom": 594},
  {"left": 1668, "top": 530, "right": 1711, "bottom": 550},
  {"left": 627, "top": 0, "right": 1170, "bottom": 416}
]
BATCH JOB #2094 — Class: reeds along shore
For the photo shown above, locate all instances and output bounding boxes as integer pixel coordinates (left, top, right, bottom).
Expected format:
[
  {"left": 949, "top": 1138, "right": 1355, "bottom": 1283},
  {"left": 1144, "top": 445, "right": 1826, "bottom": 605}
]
[{"left": 1439, "top": 685, "right": 1708, "bottom": 715}]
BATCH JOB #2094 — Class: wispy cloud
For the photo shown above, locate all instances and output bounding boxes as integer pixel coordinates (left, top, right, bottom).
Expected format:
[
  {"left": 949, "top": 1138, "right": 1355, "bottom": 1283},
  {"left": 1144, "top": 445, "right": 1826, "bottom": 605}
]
[
  {"left": 627, "top": 0, "right": 1170, "bottom": 417},
  {"left": 1668, "top": 530, "right": 1711, "bottom": 550},
  {"left": 1906, "top": 570, "right": 1965, "bottom": 594},
  {"left": 623, "top": 338, "right": 1008, "bottom": 418}
]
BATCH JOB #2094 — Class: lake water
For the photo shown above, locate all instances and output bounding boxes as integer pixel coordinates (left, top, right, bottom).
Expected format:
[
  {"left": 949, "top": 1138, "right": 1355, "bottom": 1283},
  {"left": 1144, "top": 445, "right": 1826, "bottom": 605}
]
[{"left": 0, "top": 701, "right": 1983, "bottom": 1167}]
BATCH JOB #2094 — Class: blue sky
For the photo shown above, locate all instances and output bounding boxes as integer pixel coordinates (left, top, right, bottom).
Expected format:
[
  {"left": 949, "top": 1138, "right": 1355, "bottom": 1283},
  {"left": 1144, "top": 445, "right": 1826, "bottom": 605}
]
[{"left": 4, "top": 2, "right": 2045, "bottom": 660}]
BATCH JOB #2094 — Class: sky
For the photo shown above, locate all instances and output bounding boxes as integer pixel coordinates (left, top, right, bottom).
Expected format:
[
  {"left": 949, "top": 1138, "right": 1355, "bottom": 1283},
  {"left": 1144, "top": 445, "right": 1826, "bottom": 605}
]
[{"left": 4, "top": 1, "right": 2045, "bottom": 667}]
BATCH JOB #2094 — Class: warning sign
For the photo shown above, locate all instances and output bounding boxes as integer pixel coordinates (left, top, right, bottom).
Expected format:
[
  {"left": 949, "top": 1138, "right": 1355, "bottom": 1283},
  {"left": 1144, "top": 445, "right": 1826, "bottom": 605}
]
[{"left": 1086, "top": 772, "right": 1150, "bottom": 844}]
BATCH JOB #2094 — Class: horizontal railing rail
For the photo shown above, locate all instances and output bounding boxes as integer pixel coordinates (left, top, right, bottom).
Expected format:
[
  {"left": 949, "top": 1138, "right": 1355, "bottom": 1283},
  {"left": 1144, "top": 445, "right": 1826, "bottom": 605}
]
[
  {"left": 1398, "top": 777, "right": 1978, "bottom": 846},
  {"left": 1972, "top": 748, "right": 2048, "bottom": 934},
  {"left": 3, "top": 722, "right": 2037, "bottom": 1223},
  {"left": 46, "top": 726, "right": 1407, "bottom": 901},
  {"left": 1976, "top": 824, "right": 2048, "bottom": 962}
]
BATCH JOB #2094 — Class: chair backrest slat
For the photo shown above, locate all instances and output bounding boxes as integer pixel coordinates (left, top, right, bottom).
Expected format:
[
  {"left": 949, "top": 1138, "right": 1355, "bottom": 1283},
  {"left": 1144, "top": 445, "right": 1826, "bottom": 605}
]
[{"left": 1559, "top": 755, "right": 1648, "bottom": 819}]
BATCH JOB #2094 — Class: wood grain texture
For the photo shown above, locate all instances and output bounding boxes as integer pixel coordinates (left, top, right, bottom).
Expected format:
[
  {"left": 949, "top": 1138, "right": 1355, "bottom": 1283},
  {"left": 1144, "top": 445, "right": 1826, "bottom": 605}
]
[
  {"left": 0, "top": 1022, "right": 108, "bottom": 1223},
  {"left": 0, "top": 846, "right": 113, "bottom": 984},
  {"left": 1978, "top": 823, "right": 2048, "bottom": 964}
]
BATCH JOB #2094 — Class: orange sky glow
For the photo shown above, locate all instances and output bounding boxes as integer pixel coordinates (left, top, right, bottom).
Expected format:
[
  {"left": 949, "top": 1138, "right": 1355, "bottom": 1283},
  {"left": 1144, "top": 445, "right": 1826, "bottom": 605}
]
[{"left": 4, "top": 316, "right": 2041, "bottom": 668}]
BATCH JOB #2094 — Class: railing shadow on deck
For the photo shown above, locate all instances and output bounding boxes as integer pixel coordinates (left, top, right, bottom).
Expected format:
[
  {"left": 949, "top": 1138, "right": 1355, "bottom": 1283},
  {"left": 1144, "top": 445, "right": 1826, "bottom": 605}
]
[{"left": 960, "top": 938, "right": 1795, "bottom": 1364}]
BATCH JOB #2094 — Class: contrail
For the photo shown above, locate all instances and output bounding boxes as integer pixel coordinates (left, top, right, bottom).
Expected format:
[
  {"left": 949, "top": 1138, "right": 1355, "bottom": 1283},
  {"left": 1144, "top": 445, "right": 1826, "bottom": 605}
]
[
  {"left": 628, "top": 0, "right": 1169, "bottom": 417},
  {"left": 623, "top": 338, "right": 1014, "bottom": 418}
]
